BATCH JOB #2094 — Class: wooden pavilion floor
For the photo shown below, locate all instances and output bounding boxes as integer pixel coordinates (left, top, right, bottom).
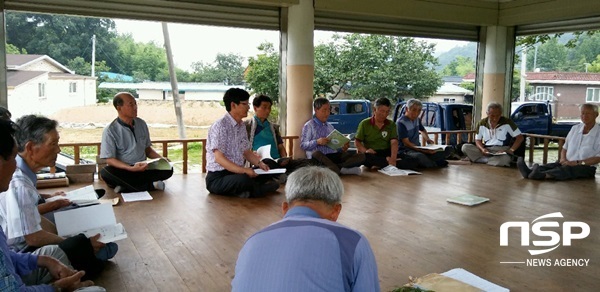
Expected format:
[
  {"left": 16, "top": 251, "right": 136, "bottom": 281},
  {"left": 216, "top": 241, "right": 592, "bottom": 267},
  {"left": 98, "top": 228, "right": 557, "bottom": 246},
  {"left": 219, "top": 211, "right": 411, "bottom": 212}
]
[{"left": 45, "top": 163, "right": 600, "bottom": 291}]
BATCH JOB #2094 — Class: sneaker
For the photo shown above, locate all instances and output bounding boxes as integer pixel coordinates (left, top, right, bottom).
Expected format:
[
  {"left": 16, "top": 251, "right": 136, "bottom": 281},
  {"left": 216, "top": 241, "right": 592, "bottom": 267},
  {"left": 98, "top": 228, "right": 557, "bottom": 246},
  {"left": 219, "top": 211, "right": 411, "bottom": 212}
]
[
  {"left": 517, "top": 157, "right": 531, "bottom": 178},
  {"left": 153, "top": 181, "right": 165, "bottom": 191},
  {"left": 113, "top": 186, "right": 123, "bottom": 193},
  {"left": 95, "top": 242, "right": 118, "bottom": 261},
  {"left": 340, "top": 167, "right": 362, "bottom": 175}
]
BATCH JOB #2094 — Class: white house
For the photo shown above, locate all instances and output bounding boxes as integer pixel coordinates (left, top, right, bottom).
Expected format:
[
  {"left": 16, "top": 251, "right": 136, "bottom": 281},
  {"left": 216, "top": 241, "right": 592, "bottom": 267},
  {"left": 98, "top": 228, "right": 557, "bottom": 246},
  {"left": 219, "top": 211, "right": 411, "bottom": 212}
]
[
  {"left": 6, "top": 54, "right": 97, "bottom": 118},
  {"left": 426, "top": 82, "right": 473, "bottom": 103},
  {"left": 98, "top": 81, "right": 244, "bottom": 101}
]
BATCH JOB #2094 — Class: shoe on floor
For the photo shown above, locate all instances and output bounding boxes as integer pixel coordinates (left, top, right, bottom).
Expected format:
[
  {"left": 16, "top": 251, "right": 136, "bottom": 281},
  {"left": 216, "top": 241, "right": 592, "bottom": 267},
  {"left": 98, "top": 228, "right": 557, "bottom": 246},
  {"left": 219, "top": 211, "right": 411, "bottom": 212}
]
[
  {"left": 153, "top": 181, "right": 165, "bottom": 191},
  {"left": 113, "top": 186, "right": 123, "bottom": 193},
  {"left": 95, "top": 242, "right": 118, "bottom": 261},
  {"left": 517, "top": 157, "right": 531, "bottom": 178},
  {"left": 340, "top": 167, "right": 362, "bottom": 175},
  {"left": 74, "top": 286, "right": 107, "bottom": 292}
]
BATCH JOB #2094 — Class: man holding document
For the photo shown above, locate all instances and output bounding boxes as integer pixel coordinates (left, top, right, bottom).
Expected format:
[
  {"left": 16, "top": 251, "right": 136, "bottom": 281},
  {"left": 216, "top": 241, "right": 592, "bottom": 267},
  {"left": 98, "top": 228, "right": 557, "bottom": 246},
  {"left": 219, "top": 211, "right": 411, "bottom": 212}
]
[
  {"left": 205, "top": 88, "right": 280, "bottom": 198},
  {"left": 100, "top": 92, "right": 173, "bottom": 193},
  {"left": 301, "top": 98, "right": 365, "bottom": 175}
]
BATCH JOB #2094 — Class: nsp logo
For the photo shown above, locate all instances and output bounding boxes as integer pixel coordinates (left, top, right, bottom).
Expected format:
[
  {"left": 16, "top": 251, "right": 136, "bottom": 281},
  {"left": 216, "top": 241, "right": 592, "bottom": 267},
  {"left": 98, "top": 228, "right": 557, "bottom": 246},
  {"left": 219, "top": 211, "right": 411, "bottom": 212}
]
[{"left": 500, "top": 212, "right": 590, "bottom": 255}]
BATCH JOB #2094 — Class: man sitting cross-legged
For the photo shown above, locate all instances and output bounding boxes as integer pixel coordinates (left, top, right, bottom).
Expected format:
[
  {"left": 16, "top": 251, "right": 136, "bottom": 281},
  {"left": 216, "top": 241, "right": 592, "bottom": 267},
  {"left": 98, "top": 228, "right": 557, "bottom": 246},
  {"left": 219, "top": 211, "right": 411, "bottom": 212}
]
[
  {"left": 355, "top": 97, "right": 418, "bottom": 170},
  {"left": 300, "top": 98, "right": 365, "bottom": 175},
  {"left": 99, "top": 92, "right": 173, "bottom": 193},
  {"left": 205, "top": 88, "right": 280, "bottom": 198}
]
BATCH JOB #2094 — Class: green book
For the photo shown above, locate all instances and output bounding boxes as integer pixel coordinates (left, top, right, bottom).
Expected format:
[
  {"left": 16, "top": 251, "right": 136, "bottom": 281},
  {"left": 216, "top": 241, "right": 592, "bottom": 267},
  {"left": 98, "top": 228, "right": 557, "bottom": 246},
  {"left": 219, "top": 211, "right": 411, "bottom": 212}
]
[
  {"left": 447, "top": 194, "right": 489, "bottom": 206},
  {"left": 326, "top": 129, "right": 350, "bottom": 150}
]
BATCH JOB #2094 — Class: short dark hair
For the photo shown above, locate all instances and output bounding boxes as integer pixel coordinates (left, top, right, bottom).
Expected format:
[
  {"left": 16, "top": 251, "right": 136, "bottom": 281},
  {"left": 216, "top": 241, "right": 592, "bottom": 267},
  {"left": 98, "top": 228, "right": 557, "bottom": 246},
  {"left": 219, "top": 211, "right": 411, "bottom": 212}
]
[
  {"left": 14, "top": 115, "right": 58, "bottom": 152},
  {"left": 0, "top": 106, "right": 11, "bottom": 121},
  {"left": 313, "top": 97, "right": 330, "bottom": 110},
  {"left": 0, "top": 119, "right": 17, "bottom": 160},
  {"left": 253, "top": 95, "right": 273, "bottom": 107},
  {"left": 113, "top": 92, "right": 135, "bottom": 109},
  {"left": 223, "top": 88, "right": 250, "bottom": 112},
  {"left": 374, "top": 97, "right": 391, "bottom": 108}
]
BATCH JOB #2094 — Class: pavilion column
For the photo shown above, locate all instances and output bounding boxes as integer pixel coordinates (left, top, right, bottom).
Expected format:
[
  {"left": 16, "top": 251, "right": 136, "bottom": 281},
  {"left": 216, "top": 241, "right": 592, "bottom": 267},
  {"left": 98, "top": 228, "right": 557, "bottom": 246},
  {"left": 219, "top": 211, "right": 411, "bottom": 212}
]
[
  {"left": 475, "top": 26, "right": 515, "bottom": 120},
  {"left": 285, "top": 0, "right": 314, "bottom": 158}
]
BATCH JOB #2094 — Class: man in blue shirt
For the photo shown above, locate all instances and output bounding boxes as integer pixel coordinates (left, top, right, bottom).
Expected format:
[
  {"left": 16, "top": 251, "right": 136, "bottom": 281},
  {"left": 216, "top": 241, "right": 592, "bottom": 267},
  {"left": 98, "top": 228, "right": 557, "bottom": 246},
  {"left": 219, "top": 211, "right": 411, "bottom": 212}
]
[
  {"left": 0, "top": 119, "right": 94, "bottom": 291},
  {"left": 397, "top": 99, "right": 452, "bottom": 168},
  {"left": 232, "top": 166, "right": 380, "bottom": 292}
]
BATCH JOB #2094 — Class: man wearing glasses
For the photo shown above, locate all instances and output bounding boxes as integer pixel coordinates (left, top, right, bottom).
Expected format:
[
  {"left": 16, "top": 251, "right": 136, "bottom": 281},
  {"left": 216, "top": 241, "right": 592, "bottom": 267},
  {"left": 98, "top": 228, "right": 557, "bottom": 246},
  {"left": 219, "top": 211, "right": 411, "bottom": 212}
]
[{"left": 205, "top": 88, "right": 279, "bottom": 198}]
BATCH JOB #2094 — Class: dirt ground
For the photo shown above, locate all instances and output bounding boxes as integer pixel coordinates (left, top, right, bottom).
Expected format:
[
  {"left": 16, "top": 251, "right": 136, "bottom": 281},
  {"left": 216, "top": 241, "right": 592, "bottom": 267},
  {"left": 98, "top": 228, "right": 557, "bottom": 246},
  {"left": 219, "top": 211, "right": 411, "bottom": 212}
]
[{"left": 51, "top": 100, "right": 227, "bottom": 143}]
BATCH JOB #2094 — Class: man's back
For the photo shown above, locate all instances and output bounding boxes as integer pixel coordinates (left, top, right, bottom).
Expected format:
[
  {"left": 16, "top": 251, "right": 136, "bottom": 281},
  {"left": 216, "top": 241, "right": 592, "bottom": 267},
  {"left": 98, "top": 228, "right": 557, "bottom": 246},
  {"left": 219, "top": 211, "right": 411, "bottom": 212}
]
[{"left": 232, "top": 207, "right": 379, "bottom": 292}]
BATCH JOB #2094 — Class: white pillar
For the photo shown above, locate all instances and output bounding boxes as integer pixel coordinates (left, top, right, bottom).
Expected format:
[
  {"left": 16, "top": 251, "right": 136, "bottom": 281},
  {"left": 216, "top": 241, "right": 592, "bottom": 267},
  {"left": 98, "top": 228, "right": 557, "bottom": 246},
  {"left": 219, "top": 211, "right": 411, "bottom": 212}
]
[
  {"left": 286, "top": 0, "right": 314, "bottom": 158},
  {"left": 480, "top": 26, "right": 515, "bottom": 117}
]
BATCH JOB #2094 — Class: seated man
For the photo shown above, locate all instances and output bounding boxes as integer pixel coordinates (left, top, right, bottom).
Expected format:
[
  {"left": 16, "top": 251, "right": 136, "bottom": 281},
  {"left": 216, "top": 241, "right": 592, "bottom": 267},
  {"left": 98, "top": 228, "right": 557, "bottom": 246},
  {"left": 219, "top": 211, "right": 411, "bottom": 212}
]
[
  {"left": 0, "top": 115, "right": 117, "bottom": 280},
  {"left": 300, "top": 98, "right": 365, "bottom": 175},
  {"left": 397, "top": 99, "right": 452, "bottom": 168},
  {"left": 205, "top": 88, "right": 279, "bottom": 198},
  {"left": 518, "top": 103, "right": 600, "bottom": 180},
  {"left": 232, "top": 166, "right": 380, "bottom": 292},
  {"left": 100, "top": 92, "right": 173, "bottom": 193},
  {"left": 245, "top": 95, "right": 312, "bottom": 174},
  {"left": 0, "top": 118, "right": 95, "bottom": 291},
  {"left": 462, "top": 102, "right": 524, "bottom": 167},
  {"left": 355, "top": 97, "right": 418, "bottom": 170}
]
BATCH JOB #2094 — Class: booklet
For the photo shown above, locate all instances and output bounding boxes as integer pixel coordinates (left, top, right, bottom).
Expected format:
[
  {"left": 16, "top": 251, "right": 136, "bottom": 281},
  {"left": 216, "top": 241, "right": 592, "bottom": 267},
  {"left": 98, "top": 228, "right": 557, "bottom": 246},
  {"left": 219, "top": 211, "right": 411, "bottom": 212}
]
[
  {"left": 447, "top": 194, "right": 490, "bottom": 206},
  {"left": 55, "top": 203, "right": 127, "bottom": 243},
  {"left": 45, "top": 185, "right": 98, "bottom": 206},
  {"left": 144, "top": 157, "right": 173, "bottom": 170},
  {"left": 326, "top": 129, "right": 350, "bottom": 150},
  {"left": 254, "top": 168, "right": 286, "bottom": 175},
  {"left": 256, "top": 145, "right": 290, "bottom": 164},
  {"left": 377, "top": 165, "right": 422, "bottom": 176}
]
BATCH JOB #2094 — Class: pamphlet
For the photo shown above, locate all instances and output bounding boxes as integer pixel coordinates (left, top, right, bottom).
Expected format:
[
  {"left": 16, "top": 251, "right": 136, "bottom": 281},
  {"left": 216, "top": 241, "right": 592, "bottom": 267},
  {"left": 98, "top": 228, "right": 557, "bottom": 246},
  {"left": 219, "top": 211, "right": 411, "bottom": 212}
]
[
  {"left": 55, "top": 203, "right": 127, "bottom": 243},
  {"left": 254, "top": 168, "right": 286, "bottom": 175},
  {"left": 144, "top": 157, "right": 173, "bottom": 170},
  {"left": 46, "top": 185, "right": 98, "bottom": 205},
  {"left": 447, "top": 194, "right": 490, "bottom": 206},
  {"left": 415, "top": 145, "right": 450, "bottom": 152},
  {"left": 326, "top": 129, "right": 350, "bottom": 150},
  {"left": 377, "top": 165, "right": 422, "bottom": 176},
  {"left": 121, "top": 191, "right": 153, "bottom": 202}
]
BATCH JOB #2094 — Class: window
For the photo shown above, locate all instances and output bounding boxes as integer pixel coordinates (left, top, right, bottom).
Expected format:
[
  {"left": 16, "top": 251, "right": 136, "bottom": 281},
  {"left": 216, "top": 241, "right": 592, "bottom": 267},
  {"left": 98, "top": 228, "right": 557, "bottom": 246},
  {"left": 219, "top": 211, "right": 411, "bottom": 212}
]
[
  {"left": 534, "top": 86, "right": 554, "bottom": 101},
  {"left": 38, "top": 83, "right": 46, "bottom": 98},
  {"left": 69, "top": 82, "right": 77, "bottom": 93},
  {"left": 347, "top": 103, "right": 365, "bottom": 114},
  {"left": 587, "top": 88, "right": 600, "bottom": 102},
  {"left": 443, "top": 98, "right": 456, "bottom": 103}
]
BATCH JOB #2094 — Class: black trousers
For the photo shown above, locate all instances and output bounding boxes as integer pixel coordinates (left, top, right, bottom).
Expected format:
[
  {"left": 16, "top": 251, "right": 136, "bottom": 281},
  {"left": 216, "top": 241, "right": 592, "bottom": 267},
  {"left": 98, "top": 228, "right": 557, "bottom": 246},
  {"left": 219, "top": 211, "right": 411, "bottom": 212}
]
[
  {"left": 206, "top": 169, "right": 277, "bottom": 198},
  {"left": 538, "top": 163, "right": 597, "bottom": 180},
  {"left": 100, "top": 166, "right": 173, "bottom": 192},
  {"left": 363, "top": 149, "right": 420, "bottom": 170}
]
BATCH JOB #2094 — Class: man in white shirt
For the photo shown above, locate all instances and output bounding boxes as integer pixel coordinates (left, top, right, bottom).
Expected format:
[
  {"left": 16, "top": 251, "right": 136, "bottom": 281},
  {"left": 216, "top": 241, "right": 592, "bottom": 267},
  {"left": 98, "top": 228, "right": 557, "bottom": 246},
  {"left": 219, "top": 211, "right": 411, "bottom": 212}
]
[{"left": 518, "top": 103, "right": 600, "bottom": 180}]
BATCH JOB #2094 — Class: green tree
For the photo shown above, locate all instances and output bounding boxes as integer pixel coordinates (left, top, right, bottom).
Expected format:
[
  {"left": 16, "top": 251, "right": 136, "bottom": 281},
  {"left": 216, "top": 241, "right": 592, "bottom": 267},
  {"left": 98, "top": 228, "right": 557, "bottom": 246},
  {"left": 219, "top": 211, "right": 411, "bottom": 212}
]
[
  {"left": 66, "top": 57, "right": 111, "bottom": 76},
  {"left": 114, "top": 35, "right": 168, "bottom": 81},
  {"left": 441, "top": 56, "right": 475, "bottom": 77},
  {"left": 6, "top": 43, "right": 27, "bottom": 54},
  {"left": 314, "top": 34, "right": 442, "bottom": 100},
  {"left": 526, "top": 38, "right": 568, "bottom": 71},
  {"left": 5, "top": 12, "right": 119, "bottom": 67},
  {"left": 191, "top": 53, "right": 245, "bottom": 85},
  {"left": 245, "top": 42, "right": 280, "bottom": 100}
]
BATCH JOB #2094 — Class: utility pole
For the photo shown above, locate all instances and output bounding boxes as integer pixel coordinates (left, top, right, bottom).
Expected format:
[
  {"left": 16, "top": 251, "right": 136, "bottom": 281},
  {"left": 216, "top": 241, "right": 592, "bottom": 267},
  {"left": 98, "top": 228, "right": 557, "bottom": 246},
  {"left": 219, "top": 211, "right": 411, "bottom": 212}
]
[
  {"left": 520, "top": 47, "right": 527, "bottom": 102},
  {"left": 91, "top": 35, "right": 96, "bottom": 77},
  {"left": 162, "top": 22, "right": 186, "bottom": 139}
]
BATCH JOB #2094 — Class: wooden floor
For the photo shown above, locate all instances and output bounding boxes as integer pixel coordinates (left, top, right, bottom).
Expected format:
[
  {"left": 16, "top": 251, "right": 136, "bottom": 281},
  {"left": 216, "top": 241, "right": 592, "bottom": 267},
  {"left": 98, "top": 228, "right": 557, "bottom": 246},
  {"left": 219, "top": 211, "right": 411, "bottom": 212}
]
[{"left": 46, "top": 164, "right": 600, "bottom": 291}]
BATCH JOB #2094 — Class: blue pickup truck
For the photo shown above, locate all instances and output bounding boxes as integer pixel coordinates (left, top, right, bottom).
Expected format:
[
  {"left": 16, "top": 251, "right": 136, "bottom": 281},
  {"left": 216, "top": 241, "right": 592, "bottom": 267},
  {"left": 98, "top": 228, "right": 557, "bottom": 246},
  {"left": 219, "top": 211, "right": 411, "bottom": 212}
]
[
  {"left": 510, "top": 102, "right": 577, "bottom": 137},
  {"left": 327, "top": 99, "right": 372, "bottom": 135}
]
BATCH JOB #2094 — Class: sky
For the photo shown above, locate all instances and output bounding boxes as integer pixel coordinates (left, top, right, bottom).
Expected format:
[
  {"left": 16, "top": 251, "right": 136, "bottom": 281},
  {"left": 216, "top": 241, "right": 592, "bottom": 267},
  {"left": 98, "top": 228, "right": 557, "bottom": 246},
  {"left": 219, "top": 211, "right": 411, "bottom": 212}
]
[{"left": 113, "top": 18, "right": 467, "bottom": 71}]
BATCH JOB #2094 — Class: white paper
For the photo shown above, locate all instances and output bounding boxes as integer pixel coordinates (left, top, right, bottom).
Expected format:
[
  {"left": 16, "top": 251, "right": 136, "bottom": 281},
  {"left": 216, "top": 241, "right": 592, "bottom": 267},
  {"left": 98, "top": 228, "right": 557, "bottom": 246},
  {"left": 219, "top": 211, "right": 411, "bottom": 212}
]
[
  {"left": 46, "top": 185, "right": 97, "bottom": 203},
  {"left": 378, "top": 165, "right": 421, "bottom": 176},
  {"left": 256, "top": 145, "right": 273, "bottom": 160},
  {"left": 55, "top": 203, "right": 116, "bottom": 237},
  {"left": 441, "top": 268, "right": 509, "bottom": 292},
  {"left": 82, "top": 223, "right": 128, "bottom": 243},
  {"left": 253, "top": 168, "right": 286, "bottom": 175},
  {"left": 415, "top": 145, "right": 450, "bottom": 151},
  {"left": 121, "top": 191, "right": 153, "bottom": 202}
]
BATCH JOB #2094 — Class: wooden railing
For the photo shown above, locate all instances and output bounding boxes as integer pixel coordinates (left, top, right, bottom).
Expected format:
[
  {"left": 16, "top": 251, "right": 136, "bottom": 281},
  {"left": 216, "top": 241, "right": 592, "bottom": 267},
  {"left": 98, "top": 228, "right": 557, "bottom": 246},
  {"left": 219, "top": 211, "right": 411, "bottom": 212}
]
[
  {"left": 421, "top": 130, "right": 476, "bottom": 145},
  {"left": 59, "top": 136, "right": 300, "bottom": 174},
  {"left": 522, "top": 133, "right": 565, "bottom": 164}
]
